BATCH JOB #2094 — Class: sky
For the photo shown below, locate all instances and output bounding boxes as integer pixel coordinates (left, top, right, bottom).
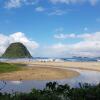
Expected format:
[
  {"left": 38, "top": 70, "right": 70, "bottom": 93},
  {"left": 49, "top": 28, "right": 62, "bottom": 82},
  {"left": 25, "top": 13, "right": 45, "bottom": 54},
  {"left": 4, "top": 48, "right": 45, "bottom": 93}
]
[{"left": 0, "top": 0, "right": 100, "bottom": 57}]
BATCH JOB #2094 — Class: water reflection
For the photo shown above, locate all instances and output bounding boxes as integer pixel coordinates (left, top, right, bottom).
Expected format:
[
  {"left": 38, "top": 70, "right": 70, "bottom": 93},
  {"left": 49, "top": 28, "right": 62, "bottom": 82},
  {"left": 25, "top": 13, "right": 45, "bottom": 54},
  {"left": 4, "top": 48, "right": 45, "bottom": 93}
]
[
  {"left": 0, "top": 68, "right": 100, "bottom": 93},
  {"left": 10, "top": 81, "right": 22, "bottom": 84}
]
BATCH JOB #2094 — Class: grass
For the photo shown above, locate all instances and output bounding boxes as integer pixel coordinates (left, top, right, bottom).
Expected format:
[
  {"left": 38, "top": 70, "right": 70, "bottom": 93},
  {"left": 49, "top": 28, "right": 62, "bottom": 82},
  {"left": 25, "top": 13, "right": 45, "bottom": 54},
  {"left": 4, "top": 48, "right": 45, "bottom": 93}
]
[{"left": 0, "top": 62, "right": 24, "bottom": 73}]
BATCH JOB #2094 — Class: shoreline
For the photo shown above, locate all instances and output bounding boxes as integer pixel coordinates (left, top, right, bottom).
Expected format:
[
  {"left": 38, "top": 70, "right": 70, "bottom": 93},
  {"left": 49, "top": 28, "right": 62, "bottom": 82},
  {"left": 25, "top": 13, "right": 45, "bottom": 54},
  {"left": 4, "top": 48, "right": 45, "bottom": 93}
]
[
  {"left": 24, "top": 61, "right": 100, "bottom": 72},
  {"left": 0, "top": 61, "right": 100, "bottom": 81}
]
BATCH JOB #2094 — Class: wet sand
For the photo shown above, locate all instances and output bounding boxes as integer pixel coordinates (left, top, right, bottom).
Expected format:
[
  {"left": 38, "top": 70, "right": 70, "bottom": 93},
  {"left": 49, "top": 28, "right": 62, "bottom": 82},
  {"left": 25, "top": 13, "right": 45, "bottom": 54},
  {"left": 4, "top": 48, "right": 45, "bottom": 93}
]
[{"left": 0, "top": 67, "right": 79, "bottom": 81}]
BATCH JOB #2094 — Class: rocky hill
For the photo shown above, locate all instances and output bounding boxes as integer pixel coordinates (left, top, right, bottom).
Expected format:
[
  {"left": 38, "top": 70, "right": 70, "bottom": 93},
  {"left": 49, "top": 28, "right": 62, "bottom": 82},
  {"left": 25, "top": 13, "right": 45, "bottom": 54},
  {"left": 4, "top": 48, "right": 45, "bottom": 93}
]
[{"left": 2, "top": 42, "right": 32, "bottom": 58}]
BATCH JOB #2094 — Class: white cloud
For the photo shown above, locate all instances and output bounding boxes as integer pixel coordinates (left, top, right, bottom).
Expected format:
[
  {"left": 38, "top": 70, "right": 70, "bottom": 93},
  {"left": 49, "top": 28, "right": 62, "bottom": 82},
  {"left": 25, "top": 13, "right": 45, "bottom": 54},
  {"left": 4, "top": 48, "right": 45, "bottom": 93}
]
[
  {"left": 89, "top": 0, "right": 99, "bottom": 6},
  {"left": 49, "top": 0, "right": 83, "bottom": 4},
  {"left": 35, "top": 6, "right": 45, "bottom": 12},
  {"left": 49, "top": 0, "right": 99, "bottom": 6},
  {"left": 37, "top": 43, "right": 68, "bottom": 57},
  {"left": 54, "top": 33, "right": 76, "bottom": 39},
  {"left": 48, "top": 9, "right": 66, "bottom": 16},
  {"left": 50, "top": 32, "right": 100, "bottom": 57},
  {"left": 54, "top": 32, "right": 99, "bottom": 39},
  {"left": 5, "top": 0, "right": 38, "bottom": 9},
  {"left": 43, "top": 41, "right": 100, "bottom": 57},
  {"left": 4, "top": 0, "right": 99, "bottom": 9},
  {"left": 0, "top": 32, "right": 39, "bottom": 56},
  {"left": 5, "top": 0, "right": 22, "bottom": 8}
]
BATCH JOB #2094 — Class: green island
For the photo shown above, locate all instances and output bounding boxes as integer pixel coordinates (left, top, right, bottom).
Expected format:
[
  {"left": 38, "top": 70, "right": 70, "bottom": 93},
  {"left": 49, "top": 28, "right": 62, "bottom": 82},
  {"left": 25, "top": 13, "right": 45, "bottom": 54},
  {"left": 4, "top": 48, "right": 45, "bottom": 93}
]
[{"left": 2, "top": 42, "right": 32, "bottom": 58}]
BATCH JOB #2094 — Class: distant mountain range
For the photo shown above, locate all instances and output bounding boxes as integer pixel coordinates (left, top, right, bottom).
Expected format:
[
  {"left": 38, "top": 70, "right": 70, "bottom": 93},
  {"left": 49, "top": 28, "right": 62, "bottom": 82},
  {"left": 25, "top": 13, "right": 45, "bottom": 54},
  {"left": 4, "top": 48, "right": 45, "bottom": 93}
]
[{"left": 61, "top": 56, "right": 100, "bottom": 62}]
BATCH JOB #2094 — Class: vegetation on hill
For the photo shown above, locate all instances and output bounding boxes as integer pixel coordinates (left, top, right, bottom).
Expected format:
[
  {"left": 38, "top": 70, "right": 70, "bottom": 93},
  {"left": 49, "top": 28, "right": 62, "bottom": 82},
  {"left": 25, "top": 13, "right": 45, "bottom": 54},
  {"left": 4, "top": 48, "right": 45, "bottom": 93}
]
[
  {"left": 0, "top": 62, "right": 24, "bottom": 73},
  {"left": 0, "top": 82, "right": 100, "bottom": 100},
  {"left": 2, "top": 42, "right": 32, "bottom": 58}
]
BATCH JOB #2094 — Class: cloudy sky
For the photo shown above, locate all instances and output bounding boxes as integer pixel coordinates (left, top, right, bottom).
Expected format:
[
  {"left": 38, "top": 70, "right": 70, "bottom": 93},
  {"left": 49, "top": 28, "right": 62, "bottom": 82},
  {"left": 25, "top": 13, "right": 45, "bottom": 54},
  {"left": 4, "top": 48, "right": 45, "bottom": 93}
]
[{"left": 0, "top": 0, "right": 100, "bottom": 57}]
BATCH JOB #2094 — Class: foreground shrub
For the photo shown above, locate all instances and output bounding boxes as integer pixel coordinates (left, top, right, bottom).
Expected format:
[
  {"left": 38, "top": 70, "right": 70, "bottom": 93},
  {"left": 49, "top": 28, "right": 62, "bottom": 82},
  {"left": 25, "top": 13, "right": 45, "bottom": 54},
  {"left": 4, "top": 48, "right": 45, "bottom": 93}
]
[{"left": 0, "top": 82, "right": 100, "bottom": 100}]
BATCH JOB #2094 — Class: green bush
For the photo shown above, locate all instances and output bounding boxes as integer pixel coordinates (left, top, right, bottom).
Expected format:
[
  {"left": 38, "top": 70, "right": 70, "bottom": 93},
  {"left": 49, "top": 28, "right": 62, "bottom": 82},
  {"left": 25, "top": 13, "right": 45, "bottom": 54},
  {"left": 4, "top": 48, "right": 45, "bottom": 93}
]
[{"left": 0, "top": 82, "right": 100, "bottom": 100}]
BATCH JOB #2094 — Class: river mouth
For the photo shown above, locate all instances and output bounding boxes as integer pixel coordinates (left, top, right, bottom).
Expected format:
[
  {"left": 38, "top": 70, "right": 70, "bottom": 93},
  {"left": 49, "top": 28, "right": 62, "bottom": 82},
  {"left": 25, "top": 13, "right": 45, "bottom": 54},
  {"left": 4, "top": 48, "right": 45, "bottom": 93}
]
[
  {"left": 0, "top": 67, "right": 79, "bottom": 81},
  {"left": 0, "top": 67, "right": 100, "bottom": 93},
  {"left": 0, "top": 64, "right": 100, "bottom": 93}
]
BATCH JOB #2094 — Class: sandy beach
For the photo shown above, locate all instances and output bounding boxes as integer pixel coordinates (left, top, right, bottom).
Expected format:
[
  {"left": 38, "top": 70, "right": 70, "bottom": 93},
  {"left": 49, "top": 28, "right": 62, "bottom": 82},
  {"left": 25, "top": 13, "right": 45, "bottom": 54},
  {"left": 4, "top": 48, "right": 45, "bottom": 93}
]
[
  {"left": 0, "top": 66, "right": 79, "bottom": 81},
  {"left": 0, "top": 61, "right": 100, "bottom": 80},
  {"left": 24, "top": 61, "right": 100, "bottom": 72}
]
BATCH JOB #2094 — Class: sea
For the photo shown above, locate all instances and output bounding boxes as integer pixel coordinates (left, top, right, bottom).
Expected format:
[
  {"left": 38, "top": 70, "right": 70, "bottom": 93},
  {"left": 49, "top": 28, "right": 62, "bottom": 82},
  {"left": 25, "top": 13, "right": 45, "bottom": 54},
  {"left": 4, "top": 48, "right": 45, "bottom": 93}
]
[{"left": 0, "top": 56, "right": 100, "bottom": 62}]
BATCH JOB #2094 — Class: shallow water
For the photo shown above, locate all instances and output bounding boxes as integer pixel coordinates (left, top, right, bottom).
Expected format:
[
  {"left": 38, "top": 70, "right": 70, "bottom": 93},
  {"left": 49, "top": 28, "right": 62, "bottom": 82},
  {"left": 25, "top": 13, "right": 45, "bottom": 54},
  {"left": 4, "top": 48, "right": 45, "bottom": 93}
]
[{"left": 0, "top": 68, "right": 100, "bottom": 93}]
